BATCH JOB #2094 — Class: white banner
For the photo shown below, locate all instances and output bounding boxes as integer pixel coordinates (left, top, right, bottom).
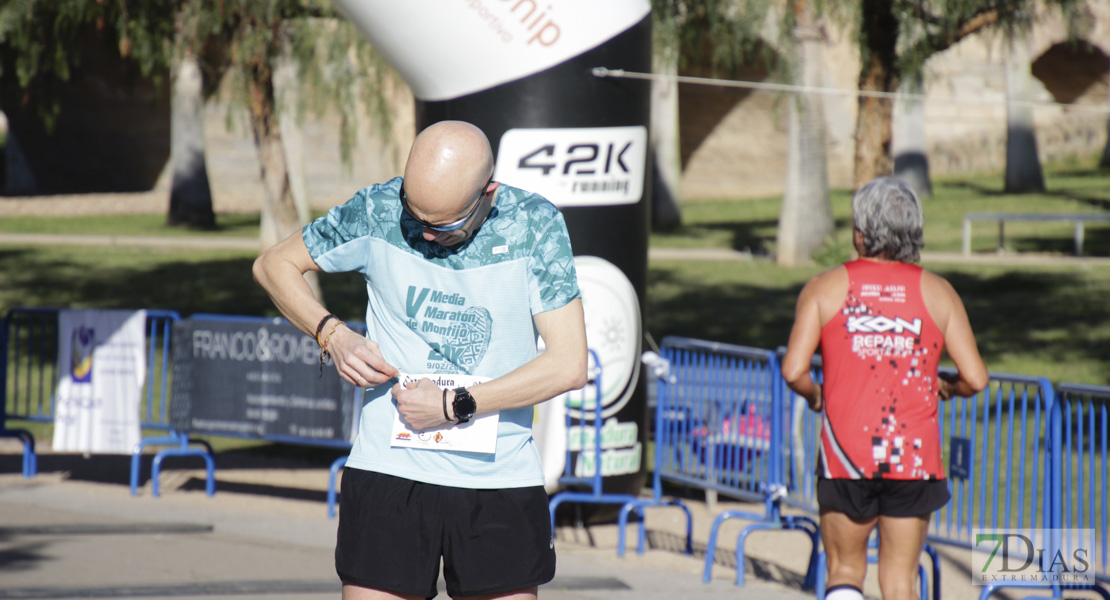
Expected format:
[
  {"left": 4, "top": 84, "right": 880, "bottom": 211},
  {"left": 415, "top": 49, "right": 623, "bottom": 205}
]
[
  {"left": 53, "top": 309, "right": 147, "bottom": 454},
  {"left": 331, "top": 0, "right": 650, "bottom": 101}
]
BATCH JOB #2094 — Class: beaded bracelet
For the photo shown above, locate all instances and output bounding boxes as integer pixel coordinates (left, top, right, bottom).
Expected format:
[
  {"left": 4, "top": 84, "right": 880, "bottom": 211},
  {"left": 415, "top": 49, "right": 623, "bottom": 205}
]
[
  {"left": 314, "top": 314, "right": 338, "bottom": 346},
  {"left": 318, "top": 320, "right": 345, "bottom": 376}
]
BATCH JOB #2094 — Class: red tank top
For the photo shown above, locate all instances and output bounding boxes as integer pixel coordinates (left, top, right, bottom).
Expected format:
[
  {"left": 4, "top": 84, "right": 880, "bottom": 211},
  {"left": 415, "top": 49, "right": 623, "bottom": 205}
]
[{"left": 818, "top": 259, "right": 947, "bottom": 480}]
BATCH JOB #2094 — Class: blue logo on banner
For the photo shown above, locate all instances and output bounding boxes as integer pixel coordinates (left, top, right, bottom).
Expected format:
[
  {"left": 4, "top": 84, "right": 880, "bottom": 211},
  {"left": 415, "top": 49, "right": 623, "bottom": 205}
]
[
  {"left": 950, "top": 437, "right": 971, "bottom": 480},
  {"left": 70, "top": 325, "right": 94, "bottom": 383}
]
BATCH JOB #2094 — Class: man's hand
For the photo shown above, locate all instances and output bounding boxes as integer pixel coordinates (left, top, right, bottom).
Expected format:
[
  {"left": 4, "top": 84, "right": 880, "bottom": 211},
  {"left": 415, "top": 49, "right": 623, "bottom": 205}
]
[
  {"left": 937, "top": 374, "right": 957, "bottom": 401},
  {"left": 391, "top": 378, "right": 452, "bottom": 431},
  {"left": 807, "top": 384, "right": 824, "bottom": 413},
  {"left": 324, "top": 324, "right": 398, "bottom": 387}
]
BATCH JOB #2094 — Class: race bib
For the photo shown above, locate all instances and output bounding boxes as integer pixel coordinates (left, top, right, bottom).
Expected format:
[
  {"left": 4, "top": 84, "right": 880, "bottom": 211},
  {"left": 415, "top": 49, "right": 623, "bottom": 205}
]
[{"left": 390, "top": 373, "right": 498, "bottom": 454}]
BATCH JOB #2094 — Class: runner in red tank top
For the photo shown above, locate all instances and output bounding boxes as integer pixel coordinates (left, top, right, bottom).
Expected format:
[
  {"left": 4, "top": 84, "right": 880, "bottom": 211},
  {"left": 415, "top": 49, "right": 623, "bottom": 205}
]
[
  {"left": 782, "top": 177, "right": 987, "bottom": 600},
  {"left": 819, "top": 259, "right": 947, "bottom": 481}
]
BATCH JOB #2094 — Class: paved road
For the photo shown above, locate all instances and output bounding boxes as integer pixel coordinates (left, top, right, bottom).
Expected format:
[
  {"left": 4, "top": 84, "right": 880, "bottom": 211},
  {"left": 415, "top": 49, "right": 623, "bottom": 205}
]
[{"left": 0, "top": 451, "right": 814, "bottom": 600}]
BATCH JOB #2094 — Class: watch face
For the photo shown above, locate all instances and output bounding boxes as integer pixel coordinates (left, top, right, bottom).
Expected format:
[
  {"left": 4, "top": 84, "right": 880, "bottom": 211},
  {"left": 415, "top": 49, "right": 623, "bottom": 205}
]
[{"left": 453, "top": 388, "right": 477, "bottom": 421}]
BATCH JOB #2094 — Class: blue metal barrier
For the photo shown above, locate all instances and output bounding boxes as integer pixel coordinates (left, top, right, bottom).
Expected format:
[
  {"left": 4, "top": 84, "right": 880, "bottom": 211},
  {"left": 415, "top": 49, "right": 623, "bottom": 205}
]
[
  {"left": 547, "top": 352, "right": 640, "bottom": 527},
  {"left": 548, "top": 349, "right": 692, "bottom": 558},
  {"left": 1054, "top": 383, "right": 1110, "bottom": 587},
  {"left": 651, "top": 337, "right": 818, "bottom": 587},
  {"left": 1, "top": 307, "right": 180, "bottom": 478},
  {"left": 975, "top": 378, "right": 1110, "bottom": 600},
  {"left": 935, "top": 372, "right": 1055, "bottom": 550},
  {"left": 615, "top": 352, "right": 694, "bottom": 558},
  {"left": 140, "top": 313, "right": 361, "bottom": 516},
  {"left": 779, "top": 353, "right": 823, "bottom": 514}
]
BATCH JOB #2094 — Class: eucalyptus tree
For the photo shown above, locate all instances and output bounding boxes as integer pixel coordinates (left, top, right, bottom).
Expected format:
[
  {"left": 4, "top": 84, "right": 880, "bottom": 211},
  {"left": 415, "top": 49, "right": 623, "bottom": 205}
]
[
  {"left": 656, "top": 0, "right": 835, "bottom": 264},
  {"left": 849, "top": 0, "right": 1082, "bottom": 190},
  {"left": 0, "top": 0, "right": 393, "bottom": 248},
  {"left": 158, "top": 0, "right": 396, "bottom": 248}
]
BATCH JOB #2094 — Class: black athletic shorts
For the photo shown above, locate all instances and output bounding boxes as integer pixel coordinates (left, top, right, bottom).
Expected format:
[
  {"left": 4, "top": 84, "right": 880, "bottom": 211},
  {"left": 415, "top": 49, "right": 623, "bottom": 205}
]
[
  {"left": 817, "top": 477, "right": 951, "bottom": 519},
  {"left": 335, "top": 468, "right": 556, "bottom": 599}
]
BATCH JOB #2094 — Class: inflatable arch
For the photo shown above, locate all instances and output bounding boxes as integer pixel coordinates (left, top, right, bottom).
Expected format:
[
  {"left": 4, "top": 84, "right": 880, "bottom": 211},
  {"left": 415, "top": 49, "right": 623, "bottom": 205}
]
[{"left": 331, "top": 0, "right": 654, "bottom": 497}]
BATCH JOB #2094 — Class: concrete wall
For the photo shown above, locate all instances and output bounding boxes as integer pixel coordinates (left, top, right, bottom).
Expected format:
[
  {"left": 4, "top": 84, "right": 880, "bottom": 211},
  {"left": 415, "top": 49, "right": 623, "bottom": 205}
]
[
  {"left": 677, "top": 2, "right": 1110, "bottom": 200},
  {"left": 196, "top": 77, "right": 415, "bottom": 213}
]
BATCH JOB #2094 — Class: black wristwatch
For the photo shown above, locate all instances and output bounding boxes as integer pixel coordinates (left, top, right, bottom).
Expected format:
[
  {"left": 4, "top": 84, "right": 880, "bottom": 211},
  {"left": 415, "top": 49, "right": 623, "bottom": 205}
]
[{"left": 452, "top": 387, "right": 477, "bottom": 424}]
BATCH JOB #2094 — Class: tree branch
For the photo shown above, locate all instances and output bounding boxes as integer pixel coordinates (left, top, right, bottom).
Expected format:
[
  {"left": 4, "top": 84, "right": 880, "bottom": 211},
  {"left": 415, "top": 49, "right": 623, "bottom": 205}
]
[{"left": 901, "top": 5, "right": 1011, "bottom": 69}]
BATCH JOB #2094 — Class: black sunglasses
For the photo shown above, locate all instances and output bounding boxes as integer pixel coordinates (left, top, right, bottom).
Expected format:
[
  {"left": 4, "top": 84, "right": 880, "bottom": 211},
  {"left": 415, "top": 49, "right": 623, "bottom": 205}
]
[{"left": 399, "top": 176, "right": 493, "bottom": 232}]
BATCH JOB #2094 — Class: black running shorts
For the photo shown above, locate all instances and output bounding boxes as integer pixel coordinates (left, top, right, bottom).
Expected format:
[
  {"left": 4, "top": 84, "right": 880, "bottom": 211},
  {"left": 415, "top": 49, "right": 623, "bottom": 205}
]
[
  {"left": 335, "top": 468, "right": 556, "bottom": 599},
  {"left": 817, "top": 477, "right": 951, "bottom": 519}
]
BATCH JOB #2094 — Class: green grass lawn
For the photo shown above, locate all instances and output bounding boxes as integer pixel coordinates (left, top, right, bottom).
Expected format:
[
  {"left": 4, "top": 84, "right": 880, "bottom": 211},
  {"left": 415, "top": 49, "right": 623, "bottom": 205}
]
[
  {"left": 3, "top": 160, "right": 1110, "bottom": 387},
  {"left": 648, "top": 160, "right": 1110, "bottom": 385},
  {"left": 0, "top": 213, "right": 262, "bottom": 238}
]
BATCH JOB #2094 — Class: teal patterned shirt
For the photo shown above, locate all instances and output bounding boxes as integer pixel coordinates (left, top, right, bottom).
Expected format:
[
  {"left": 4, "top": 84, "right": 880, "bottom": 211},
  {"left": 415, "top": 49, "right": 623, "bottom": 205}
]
[{"left": 303, "top": 177, "right": 579, "bottom": 488}]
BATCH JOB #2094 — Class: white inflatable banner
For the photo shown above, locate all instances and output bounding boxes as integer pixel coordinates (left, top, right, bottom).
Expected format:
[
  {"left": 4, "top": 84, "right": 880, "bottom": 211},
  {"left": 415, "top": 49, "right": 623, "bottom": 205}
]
[
  {"left": 53, "top": 309, "right": 147, "bottom": 454},
  {"left": 332, "top": 0, "right": 650, "bottom": 100}
]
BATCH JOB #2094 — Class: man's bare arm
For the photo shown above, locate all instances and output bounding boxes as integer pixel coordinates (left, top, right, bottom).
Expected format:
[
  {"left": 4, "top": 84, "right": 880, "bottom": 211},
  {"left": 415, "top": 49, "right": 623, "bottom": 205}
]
[
  {"left": 782, "top": 277, "right": 825, "bottom": 411},
  {"left": 253, "top": 231, "right": 397, "bottom": 387}
]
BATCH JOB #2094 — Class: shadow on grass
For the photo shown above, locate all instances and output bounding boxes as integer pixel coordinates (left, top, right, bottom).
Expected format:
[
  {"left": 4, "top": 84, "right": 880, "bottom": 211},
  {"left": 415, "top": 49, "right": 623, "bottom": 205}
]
[
  {"left": 647, "top": 266, "right": 804, "bottom": 349},
  {"left": 648, "top": 263, "right": 1110, "bottom": 385},
  {"left": 0, "top": 248, "right": 369, "bottom": 320},
  {"left": 942, "top": 270, "right": 1110, "bottom": 374}
]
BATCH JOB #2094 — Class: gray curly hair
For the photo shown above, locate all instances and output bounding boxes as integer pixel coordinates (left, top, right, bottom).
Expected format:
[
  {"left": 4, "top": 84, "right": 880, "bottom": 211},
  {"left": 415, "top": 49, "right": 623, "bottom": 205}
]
[{"left": 851, "top": 177, "right": 925, "bottom": 263}]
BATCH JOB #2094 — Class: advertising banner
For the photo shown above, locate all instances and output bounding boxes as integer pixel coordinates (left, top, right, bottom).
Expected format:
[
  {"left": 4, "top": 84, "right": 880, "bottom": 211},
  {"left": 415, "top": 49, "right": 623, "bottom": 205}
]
[
  {"left": 53, "top": 309, "right": 147, "bottom": 454},
  {"left": 332, "top": 0, "right": 649, "bottom": 101},
  {"left": 169, "top": 318, "right": 359, "bottom": 444}
]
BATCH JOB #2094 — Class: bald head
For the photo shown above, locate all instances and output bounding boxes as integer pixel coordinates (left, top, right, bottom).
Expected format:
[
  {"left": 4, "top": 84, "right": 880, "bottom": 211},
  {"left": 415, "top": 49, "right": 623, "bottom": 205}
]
[{"left": 402, "top": 121, "right": 494, "bottom": 220}]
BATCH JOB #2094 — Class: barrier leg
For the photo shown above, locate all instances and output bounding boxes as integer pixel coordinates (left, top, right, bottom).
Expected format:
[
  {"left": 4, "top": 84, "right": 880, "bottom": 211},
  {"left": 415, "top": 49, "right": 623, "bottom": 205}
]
[
  {"left": 129, "top": 434, "right": 181, "bottom": 496},
  {"left": 703, "top": 508, "right": 767, "bottom": 584},
  {"left": 702, "top": 511, "right": 734, "bottom": 583},
  {"left": 150, "top": 447, "right": 216, "bottom": 498},
  {"left": 735, "top": 522, "right": 779, "bottom": 586},
  {"left": 922, "top": 542, "right": 941, "bottom": 600},
  {"left": 815, "top": 551, "right": 827, "bottom": 598},
  {"left": 783, "top": 515, "right": 820, "bottom": 590},
  {"left": 672, "top": 499, "right": 694, "bottom": 556},
  {"left": 327, "top": 456, "right": 347, "bottom": 519},
  {"left": 615, "top": 502, "right": 641, "bottom": 557},
  {"left": 1, "top": 429, "right": 37, "bottom": 478},
  {"left": 549, "top": 492, "right": 640, "bottom": 548},
  {"left": 918, "top": 564, "right": 927, "bottom": 600},
  {"left": 615, "top": 499, "right": 692, "bottom": 557},
  {"left": 548, "top": 495, "right": 566, "bottom": 535}
]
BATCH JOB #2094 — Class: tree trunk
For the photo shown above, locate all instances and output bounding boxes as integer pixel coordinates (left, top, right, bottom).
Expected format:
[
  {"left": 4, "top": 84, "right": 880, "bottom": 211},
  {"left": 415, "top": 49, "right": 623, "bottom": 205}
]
[
  {"left": 1103, "top": 113, "right": 1110, "bottom": 168},
  {"left": 3, "top": 130, "right": 37, "bottom": 194},
  {"left": 776, "top": 2, "right": 832, "bottom": 266},
  {"left": 1003, "top": 35, "right": 1045, "bottom": 193},
  {"left": 1101, "top": 62, "right": 1110, "bottom": 168},
  {"left": 168, "top": 50, "right": 216, "bottom": 228},
  {"left": 893, "top": 74, "right": 932, "bottom": 197},
  {"left": 248, "top": 70, "right": 300, "bottom": 249},
  {"left": 650, "top": 39, "right": 682, "bottom": 231},
  {"left": 852, "top": 0, "right": 899, "bottom": 190},
  {"left": 275, "top": 50, "right": 311, "bottom": 225},
  {"left": 247, "top": 66, "right": 324, "bottom": 301}
]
